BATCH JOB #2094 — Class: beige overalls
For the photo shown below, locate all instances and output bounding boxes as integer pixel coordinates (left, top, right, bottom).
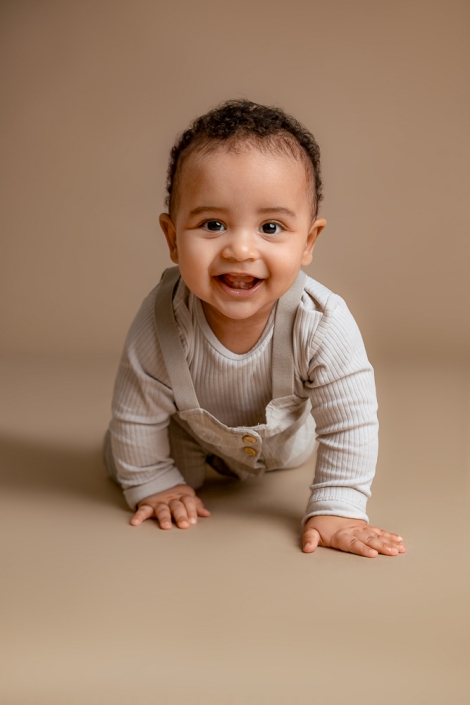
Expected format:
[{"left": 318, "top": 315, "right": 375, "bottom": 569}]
[{"left": 104, "top": 266, "right": 316, "bottom": 495}]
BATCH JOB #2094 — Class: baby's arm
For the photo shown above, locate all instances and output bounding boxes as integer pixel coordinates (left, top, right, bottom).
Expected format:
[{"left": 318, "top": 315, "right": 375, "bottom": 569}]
[
  {"left": 109, "top": 285, "right": 209, "bottom": 527},
  {"left": 301, "top": 294, "right": 405, "bottom": 557}
]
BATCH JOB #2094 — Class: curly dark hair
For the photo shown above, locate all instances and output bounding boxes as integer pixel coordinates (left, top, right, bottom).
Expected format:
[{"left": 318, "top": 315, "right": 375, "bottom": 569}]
[{"left": 165, "top": 99, "right": 323, "bottom": 219}]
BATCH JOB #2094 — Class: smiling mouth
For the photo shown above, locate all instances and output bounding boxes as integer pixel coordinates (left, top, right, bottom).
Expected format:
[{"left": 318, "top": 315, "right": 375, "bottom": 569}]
[{"left": 216, "top": 274, "right": 262, "bottom": 290}]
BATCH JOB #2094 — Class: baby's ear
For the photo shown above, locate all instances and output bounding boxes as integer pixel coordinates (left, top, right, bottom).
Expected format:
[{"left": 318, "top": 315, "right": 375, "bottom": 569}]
[
  {"left": 301, "top": 218, "right": 326, "bottom": 266},
  {"left": 159, "top": 213, "right": 178, "bottom": 263}
]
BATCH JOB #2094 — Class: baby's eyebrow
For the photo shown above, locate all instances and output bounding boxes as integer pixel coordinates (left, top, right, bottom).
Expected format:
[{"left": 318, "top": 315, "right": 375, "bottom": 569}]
[
  {"left": 188, "top": 206, "right": 297, "bottom": 218},
  {"left": 257, "top": 207, "right": 296, "bottom": 218},
  {"left": 189, "top": 206, "right": 227, "bottom": 216}
]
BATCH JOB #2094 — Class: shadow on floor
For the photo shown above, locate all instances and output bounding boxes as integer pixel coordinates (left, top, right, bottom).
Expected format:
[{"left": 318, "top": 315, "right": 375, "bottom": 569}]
[
  {"left": 0, "top": 432, "right": 307, "bottom": 543},
  {"left": 0, "top": 433, "right": 127, "bottom": 509},
  {"left": 197, "top": 464, "right": 307, "bottom": 545}
]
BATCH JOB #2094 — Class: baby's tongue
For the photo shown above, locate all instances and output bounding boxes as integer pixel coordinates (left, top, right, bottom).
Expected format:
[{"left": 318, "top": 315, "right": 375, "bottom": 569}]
[{"left": 221, "top": 274, "right": 257, "bottom": 290}]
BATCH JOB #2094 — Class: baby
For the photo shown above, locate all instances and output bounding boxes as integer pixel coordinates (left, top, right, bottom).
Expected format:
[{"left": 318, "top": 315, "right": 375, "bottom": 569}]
[{"left": 104, "top": 99, "right": 406, "bottom": 558}]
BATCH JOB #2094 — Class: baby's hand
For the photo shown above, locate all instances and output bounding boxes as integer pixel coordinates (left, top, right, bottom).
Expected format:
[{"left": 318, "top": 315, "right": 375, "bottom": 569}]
[
  {"left": 302, "top": 515, "right": 406, "bottom": 558},
  {"left": 131, "top": 484, "right": 210, "bottom": 530}
]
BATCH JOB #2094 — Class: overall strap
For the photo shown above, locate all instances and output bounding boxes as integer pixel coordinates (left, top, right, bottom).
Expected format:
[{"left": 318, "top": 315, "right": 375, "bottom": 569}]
[
  {"left": 154, "top": 266, "right": 200, "bottom": 412},
  {"left": 271, "top": 269, "right": 307, "bottom": 398},
  {"left": 155, "top": 266, "right": 307, "bottom": 410}
]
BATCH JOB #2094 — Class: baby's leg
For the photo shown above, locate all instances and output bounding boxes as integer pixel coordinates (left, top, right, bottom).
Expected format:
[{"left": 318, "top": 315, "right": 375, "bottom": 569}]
[
  {"left": 103, "top": 422, "right": 235, "bottom": 492},
  {"left": 168, "top": 419, "right": 240, "bottom": 484},
  {"left": 168, "top": 417, "right": 210, "bottom": 490},
  {"left": 102, "top": 424, "right": 207, "bottom": 490},
  {"left": 102, "top": 429, "right": 118, "bottom": 481},
  {"left": 206, "top": 453, "right": 239, "bottom": 478}
]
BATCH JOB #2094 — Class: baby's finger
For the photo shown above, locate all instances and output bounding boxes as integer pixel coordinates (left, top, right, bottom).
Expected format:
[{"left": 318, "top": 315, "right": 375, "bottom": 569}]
[
  {"left": 376, "top": 541, "right": 406, "bottom": 555},
  {"left": 361, "top": 533, "right": 401, "bottom": 556},
  {"left": 181, "top": 495, "right": 199, "bottom": 524},
  {"left": 376, "top": 539, "right": 406, "bottom": 554},
  {"left": 130, "top": 504, "right": 154, "bottom": 526},
  {"left": 168, "top": 499, "right": 191, "bottom": 529},
  {"left": 381, "top": 531, "right": 405, "bottom": 544},
  {"left": 358, "top": 529, "right": 407, "bottom": 555},
  {"left": 302, "top": 527, "right": 321, "bottom": 553},
  {"left": 195, "top": 498, "right": 211, "bottom": 517},
  {"left": 368, "top": 526, "right": 404, "bottom": 543},
  {"left": 337, "top": 534, "right": 379, "bottom": 558},
  {"left": 154, "top": 503, "right": 173, "bottom": 530}
]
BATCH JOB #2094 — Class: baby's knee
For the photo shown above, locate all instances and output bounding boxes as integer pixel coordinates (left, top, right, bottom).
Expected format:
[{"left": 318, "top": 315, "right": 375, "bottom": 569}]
[
  {"left": 102, "top": 430, "right": 119, "bottom": 482},
  {"left": 183, "top": 469, "right": 206, "bottom": 491},
  {"left": 206, "top": 454, "right": 239, "bottom": 479}
]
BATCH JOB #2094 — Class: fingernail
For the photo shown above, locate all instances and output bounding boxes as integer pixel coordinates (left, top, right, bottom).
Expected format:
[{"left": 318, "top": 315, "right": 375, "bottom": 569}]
[
  {"left": 190, "top": 517, "right": 196, "bottom": 524},
  {"left": 304, "top": 543, "right": 312, "bottom": 550}
]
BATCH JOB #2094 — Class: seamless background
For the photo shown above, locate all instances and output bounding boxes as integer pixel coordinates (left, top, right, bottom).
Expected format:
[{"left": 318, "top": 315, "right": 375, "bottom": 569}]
[
  {"left": 1, "top": 0, "right": 469, "bottom": 359},
  {"left": 1, "top": 2, "right": 469, "bottom": 704}
]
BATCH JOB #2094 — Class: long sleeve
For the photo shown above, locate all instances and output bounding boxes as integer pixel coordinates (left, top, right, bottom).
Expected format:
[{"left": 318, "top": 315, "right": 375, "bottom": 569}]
[
  {"left": 109, "top": 274, "right": 378, "bottom": 519},
  {"left": 109, "top": 286, "right": 186, "bottom": 509},
  {"left": 301, "top": 294, "right": 378, "bottom": 524}
]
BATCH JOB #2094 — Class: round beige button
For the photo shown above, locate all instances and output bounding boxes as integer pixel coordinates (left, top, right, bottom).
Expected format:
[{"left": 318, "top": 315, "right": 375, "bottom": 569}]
[
  {"left": 242, "top": 435, "right": 257, "bottom": 444},
  {"left": 243, "top": 446, "right": 257, "bottom": 457}
]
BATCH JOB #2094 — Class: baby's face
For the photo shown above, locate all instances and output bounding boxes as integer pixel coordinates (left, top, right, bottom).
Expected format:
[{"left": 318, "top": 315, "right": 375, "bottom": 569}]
[{"left": 160, "top": 146, "right": 326, "bottom": 330}]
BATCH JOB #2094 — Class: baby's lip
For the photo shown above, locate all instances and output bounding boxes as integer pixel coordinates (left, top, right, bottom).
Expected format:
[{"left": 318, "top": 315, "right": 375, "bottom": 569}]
[
  {"left": 218, "top": 272, "right": 261, "bottom": 282},
  {"left": 216, "top": 272, "right": 264, "bottom": 281},
  {"left": 215, "top": 273, "right": 264, "bottom": 291}
]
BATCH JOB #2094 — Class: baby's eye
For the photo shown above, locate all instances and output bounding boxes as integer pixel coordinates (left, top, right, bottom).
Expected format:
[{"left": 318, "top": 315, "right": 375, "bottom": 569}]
[
  {"left": 203, "top": 220, "right": 225, "bottom": 232},
  {"left": 260, "top": 222, "right": 282, "bottom": 235}
]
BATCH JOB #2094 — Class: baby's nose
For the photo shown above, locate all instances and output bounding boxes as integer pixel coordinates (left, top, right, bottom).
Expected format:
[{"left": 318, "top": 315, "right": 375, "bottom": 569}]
[{"left": 221, "top": 231, "right": 259, "bottom": 261}]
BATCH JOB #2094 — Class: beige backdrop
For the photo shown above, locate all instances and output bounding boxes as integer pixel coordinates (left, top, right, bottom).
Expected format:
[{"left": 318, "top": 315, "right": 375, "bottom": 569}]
[
  {"left": 1, "top": 0, "right": 469, "bottom": 360},
  {"left": 1, "top": 4, "right": 470, "bottom": 704}
]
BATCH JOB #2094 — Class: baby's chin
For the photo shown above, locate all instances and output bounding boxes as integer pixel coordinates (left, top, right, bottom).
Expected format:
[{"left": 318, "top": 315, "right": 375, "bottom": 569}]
[{"left": 202, "top": 296, "right": 277, "bottom": 326}]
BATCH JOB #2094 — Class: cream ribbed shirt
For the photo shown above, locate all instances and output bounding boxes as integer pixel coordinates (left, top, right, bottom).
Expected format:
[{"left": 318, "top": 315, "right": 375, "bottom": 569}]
[{"left": 109, "top": 274, "right": 378, "bottom": 523}]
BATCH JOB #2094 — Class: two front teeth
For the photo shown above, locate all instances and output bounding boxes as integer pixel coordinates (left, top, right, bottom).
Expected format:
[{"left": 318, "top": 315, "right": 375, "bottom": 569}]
[{"left": 217, "top": 274, "right": 262, "bottom": 290}]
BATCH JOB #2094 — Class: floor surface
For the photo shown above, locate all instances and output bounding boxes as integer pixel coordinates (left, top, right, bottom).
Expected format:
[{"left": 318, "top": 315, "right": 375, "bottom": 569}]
[{"left": 1, "top": 356, "right": 469, "bottom": 704}]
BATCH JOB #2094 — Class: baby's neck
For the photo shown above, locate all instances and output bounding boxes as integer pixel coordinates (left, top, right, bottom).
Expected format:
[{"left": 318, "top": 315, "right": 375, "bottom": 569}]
[{"left": 201, "top": 302, "right": 274, "bottom": 354}]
